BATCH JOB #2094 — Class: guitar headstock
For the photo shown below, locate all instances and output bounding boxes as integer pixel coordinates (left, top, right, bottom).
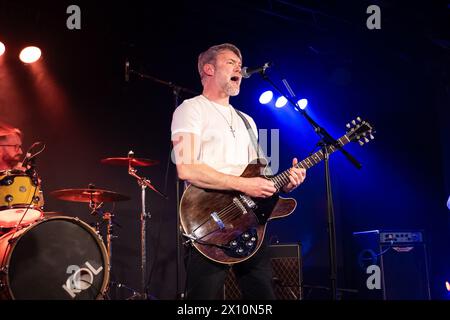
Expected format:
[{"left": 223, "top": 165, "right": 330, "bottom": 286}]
[{"left": 346, "top": 117, "right": 375, "bottom": 146}]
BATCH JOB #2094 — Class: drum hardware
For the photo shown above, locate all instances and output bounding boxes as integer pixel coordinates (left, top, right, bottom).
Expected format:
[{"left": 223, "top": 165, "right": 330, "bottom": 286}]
[
  {"left": 101, "top": 151, "right": 167, "bottom": 300},
  {"left": 109, "top": 281, "right": 139, "bottom": 296}
]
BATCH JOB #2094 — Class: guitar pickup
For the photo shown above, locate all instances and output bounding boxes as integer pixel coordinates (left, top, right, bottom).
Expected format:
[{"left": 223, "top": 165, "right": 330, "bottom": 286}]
[{"left": 210, "top": 212, "right": 225, "bottom": 230}]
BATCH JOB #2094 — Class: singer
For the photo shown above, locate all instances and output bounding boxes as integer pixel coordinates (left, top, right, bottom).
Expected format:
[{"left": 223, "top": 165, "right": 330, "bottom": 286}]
[
  {"left": 171, "top": 43, "right": 306, "bottom": 300},
  {"left": 0, "top": 121, "right": 24, "bottom": 171}
]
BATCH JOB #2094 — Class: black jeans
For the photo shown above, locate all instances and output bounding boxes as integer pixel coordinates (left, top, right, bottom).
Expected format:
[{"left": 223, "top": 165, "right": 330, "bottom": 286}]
[{"left": 184, "top": 241, "right": 275, "bottom": 300}]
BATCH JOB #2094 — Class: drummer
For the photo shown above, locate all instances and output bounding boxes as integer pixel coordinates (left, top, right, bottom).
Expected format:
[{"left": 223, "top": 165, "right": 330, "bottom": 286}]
[{"left": 0, "top": 122, "right": 24, "bottom": 171}]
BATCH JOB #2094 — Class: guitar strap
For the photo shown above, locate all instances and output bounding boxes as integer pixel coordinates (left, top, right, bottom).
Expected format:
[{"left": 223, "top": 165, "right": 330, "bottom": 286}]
[
  {"left": 234, "top": 109, "right": 263, "bottom": 157},
  {"left": 235, "top": 109, "right": 273, "bottom": 175}
]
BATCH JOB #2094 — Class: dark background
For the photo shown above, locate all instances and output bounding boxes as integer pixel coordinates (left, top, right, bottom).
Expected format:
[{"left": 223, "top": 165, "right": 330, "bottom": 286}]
[{"left": 0, "top": 0, "right": 449, "bottom": 299}]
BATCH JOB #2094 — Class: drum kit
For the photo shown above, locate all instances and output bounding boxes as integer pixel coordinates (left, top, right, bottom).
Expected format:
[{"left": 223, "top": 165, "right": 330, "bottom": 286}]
[{"left": 0, "top": 152, "right": 164, "bottom": 300}]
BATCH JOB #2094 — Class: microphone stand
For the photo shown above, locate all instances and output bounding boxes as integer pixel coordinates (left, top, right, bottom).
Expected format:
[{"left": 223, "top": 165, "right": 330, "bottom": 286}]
[
  {"left": 128, "top": 67, "right": 199, "bottom": 299},
  {"left": 259, "top": 71, "right": 361, "bottom": 300}
]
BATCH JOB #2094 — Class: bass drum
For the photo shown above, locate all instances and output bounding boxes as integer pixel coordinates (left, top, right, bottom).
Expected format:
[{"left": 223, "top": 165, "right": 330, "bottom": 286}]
[{"left": 0, "top": 216, "right": 109, "bottom": 300}]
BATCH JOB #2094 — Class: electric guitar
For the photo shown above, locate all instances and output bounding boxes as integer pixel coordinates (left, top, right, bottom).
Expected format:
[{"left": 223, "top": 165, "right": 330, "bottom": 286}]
[{"left": 180, "top": 118, "right": 374, "bottom": 264}]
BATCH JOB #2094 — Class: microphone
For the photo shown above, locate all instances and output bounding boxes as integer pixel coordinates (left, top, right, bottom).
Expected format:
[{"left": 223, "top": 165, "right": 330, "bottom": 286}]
[
  {"left": 125, "top": 60, "right": 130, "bottom": 82},
  {"left": 21, "top": 151, "right": 33, "bottom": 168},
  {"left": 21, "top": 141, "right": 45, "bottom": 168},
  {"left": 241, "top": 62, "right": 272, "bottom": 79}
]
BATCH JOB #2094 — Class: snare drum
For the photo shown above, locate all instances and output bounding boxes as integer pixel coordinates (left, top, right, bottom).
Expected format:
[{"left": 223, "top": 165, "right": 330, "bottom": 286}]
[
  {"left": 0, "top": 216, "right": 110, "bottom": 299},
  {"left": 0, "top": 170, "right": 44, "bottom": 228}
]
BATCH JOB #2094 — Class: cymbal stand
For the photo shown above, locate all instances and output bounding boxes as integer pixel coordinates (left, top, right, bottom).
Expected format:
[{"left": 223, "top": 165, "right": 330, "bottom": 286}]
[
  {"left": 102, "top": 211, "right": 117, "bottom": 271},
  {"left": 90, "top": 204, "right": 114, "bottom": 272},
  {"left": 89, "top": 198, "right": 132, "bottom": 299},
  {"left": 127, "top": 151, "right": 168, "bottom": 300},
  {"left": 89, "top": 198, "right": 103, "bottom": 233}
]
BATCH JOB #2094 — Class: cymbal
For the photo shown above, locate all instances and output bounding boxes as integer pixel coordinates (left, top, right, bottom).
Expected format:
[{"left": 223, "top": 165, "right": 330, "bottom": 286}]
[
  {"left": 101, "top": 157, "right": 159, "bottom": 167},
  {"left": 44, "top": 211, "right": 64, "bottom": 215},
  {"left": 50, "top": 188, "right": 130, "bottom": 203}
]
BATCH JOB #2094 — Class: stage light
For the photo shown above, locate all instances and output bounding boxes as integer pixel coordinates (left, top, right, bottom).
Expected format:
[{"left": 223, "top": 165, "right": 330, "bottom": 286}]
[
  {"left": 259, "top": 91, "right": 273, "bottom": 104},
  {"left": 275, "top": 96, "right": 288, "bottom": 108},
  {"left": 0, "top": 42, "right": 5, "bottom": 56},
  {"left": 19, "top": 46, "right": 41, "bottom": 64},
  {"left": 446, "top": 281, "right": 450, "bottom": 292},
  {"left": 297, "top": 98, "right": 308, "bottom": 110}
]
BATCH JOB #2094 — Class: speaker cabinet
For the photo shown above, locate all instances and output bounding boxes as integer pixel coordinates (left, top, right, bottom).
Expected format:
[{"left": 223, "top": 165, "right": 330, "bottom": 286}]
[
  {"left": 352, "top": 230, "right": 431, "bottom": 300},
  {"left": 223, "top": 243, "right": 302, "bottom": 300}
]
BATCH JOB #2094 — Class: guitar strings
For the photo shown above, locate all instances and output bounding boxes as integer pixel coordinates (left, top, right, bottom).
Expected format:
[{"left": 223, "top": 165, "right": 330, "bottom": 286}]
[
  {"left": 190, "top": 198, "right": 248, "bottom": 239},
  {"left": 218, "top": 204, "right": 244, "bottom": 223},
  {"left": 196, "top": 205, "right": 243, "bottom": 241},
  {"left": 190, "top": 201, "right": 238, "bottom": 235}
]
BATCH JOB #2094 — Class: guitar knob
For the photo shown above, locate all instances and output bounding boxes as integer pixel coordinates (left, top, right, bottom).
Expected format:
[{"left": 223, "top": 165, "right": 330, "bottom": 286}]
[
  {"left": 237, "top": 248, "right": 244, "bottom": 254},
  {"left": 251, "top": 237, "right": 256, "bottom": 242},
  {"left": 242, "top": 233, "right": 250, "bottom": 239},
  {"left": 230, "top": 240, "right": 238, "bottom": 247},
  {"left": 246, "top": 241, "right": 254, "bottom": 248}
]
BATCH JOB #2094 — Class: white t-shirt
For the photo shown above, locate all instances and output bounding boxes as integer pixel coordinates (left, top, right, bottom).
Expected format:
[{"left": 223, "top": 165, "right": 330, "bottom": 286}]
[{"left": 171, "top": 95, "right": 258, "bottom": 176}]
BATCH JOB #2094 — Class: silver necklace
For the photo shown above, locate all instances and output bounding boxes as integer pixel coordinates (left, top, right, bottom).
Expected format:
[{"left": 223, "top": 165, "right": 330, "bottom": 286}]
[{"left": 206, "top": 97, "right": 236, "bottom": 138}]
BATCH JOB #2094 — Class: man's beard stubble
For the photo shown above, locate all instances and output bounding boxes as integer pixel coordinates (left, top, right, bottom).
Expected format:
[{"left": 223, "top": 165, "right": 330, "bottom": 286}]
[{"left": 224, "top": 82, "right": 240, "bottom": 96}]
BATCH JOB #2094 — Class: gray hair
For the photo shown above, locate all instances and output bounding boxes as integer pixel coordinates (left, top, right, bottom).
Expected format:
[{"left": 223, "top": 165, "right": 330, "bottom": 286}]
[{"left": 197, "top": 43, "right": 242, "bottom": 82}]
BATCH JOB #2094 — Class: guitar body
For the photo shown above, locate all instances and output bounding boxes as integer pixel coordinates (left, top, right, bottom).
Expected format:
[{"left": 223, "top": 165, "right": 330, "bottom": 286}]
[
  {"left": 179, "top": 158, "right": 297, "bottom": 264},
  {"left": 179, "top": 117, "right": 374, "bottom": 264}
]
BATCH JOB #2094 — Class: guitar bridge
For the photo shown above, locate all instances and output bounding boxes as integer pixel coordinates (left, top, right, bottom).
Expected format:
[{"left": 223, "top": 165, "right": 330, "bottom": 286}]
[
  {"left": 239, "top": 195, "right": 257, "bottom": 209},
  {"left": 232, "top": 198, "right": 247, "bottom": 214}
]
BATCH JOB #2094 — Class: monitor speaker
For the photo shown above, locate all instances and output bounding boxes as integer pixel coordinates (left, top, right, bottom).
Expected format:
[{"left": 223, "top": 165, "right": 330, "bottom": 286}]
[
  {"left": 352, "top": 230, "right": 431, "bottom": 300},
  {"left": 223, "top": 243, "right": 302, "bottom": 300}
]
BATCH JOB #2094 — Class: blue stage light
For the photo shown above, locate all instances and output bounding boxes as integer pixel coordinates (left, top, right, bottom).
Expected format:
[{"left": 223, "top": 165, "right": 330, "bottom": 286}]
[
  {"left": 259, "top": 91, "right": 273, "bottom": 104},
  {"left": 275, "top": 96, "right": 288, "bottom": 108},
  {"left": 297, "top": 98, "right": 308, "bottom": 110}
]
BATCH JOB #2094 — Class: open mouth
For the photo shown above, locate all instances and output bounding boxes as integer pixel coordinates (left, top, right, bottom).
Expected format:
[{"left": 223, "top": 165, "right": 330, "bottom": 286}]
[{"left": 230, "top": 76, "right": 240, "bottom": 82}]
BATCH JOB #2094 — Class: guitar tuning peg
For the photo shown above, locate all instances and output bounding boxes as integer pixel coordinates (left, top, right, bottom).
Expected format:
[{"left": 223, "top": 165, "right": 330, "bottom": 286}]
[
  {"left": 370, "top": 134, "right": 375, "bottom": 140},
  {"left": 352, "top": 120, "right": 356, "bottom": 125},
  {"left": 358, "top": 140, "right": 364, "bottom": 146},
  {"left": 357, "top": 117, "right": 362, "bottom": 122},
  {"left": 356, "top": 136, "right": 360, "bottom": 140},
  {"left": 362, "top": 132, "right": 367, "bottom": 137},
  {"left": 364, "top": 137, "right": 369, "bottom": 143},
  {"left": 346, "top": 123, "right": 351, "bottom": 129}
]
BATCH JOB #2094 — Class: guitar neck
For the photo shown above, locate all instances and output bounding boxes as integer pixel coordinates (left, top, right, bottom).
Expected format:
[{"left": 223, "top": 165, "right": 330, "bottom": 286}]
[{"left": 269, "top": 134, "right": 351, "bottom": 190}]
